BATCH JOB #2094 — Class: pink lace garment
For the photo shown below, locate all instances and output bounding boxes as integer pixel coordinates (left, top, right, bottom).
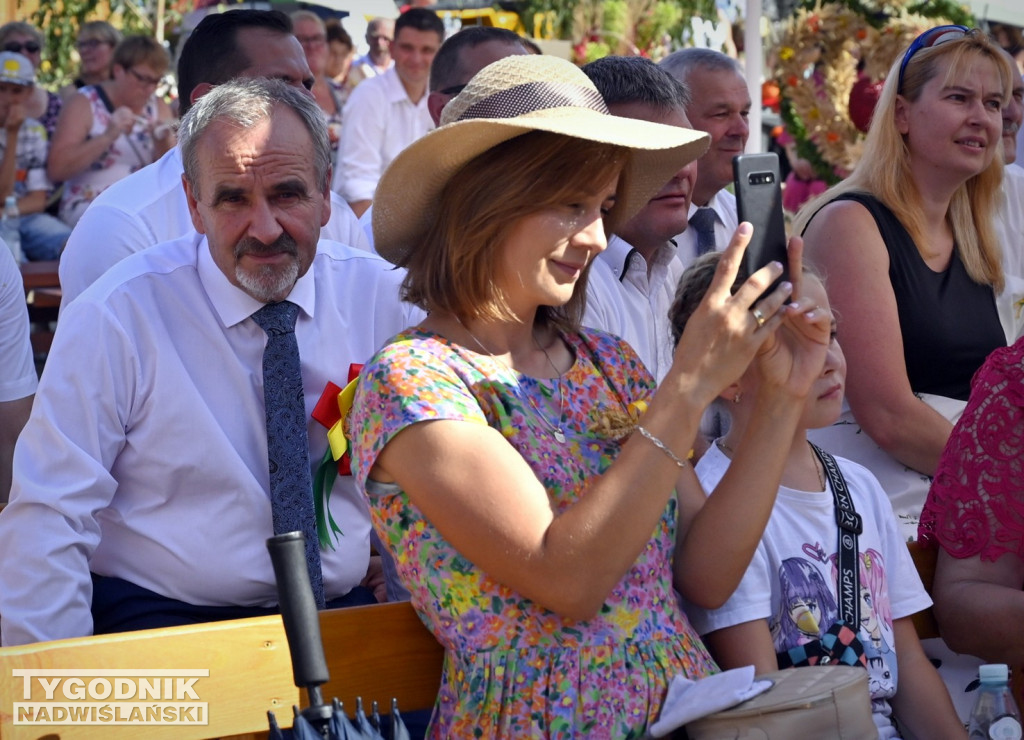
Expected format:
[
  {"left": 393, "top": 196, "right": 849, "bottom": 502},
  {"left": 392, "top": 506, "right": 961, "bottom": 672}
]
[{"left": 919, "top": 340, "right": 1024, "bottom": 560}]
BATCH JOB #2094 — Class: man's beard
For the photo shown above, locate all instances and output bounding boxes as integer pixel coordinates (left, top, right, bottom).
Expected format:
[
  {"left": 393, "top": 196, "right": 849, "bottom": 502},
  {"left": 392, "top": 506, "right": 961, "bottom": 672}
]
[{"left": 234, "top": 233, "right": 301, "bottom": 303}]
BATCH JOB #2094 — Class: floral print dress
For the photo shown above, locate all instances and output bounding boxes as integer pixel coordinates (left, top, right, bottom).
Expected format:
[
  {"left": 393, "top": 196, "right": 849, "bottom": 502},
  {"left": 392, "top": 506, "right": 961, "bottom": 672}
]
[
  {"left": 58, "top": 86, "right": 160, "bottom": 227},
  {"left": 351, "top": 328, "right": 717, "bottom": 739}
]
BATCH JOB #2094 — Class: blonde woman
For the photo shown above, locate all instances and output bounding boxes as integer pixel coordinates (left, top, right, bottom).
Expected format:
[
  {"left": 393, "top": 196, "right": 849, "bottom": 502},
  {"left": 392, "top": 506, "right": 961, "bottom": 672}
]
[
  {"left": 795, "top": 27, "right": 1014, "bottom": 527},
  {"left": 291, "top": 11, "right": 347, "bottom": 151},
  {"left": 60, "top": 21, "right": 121, "bottom": 101}
]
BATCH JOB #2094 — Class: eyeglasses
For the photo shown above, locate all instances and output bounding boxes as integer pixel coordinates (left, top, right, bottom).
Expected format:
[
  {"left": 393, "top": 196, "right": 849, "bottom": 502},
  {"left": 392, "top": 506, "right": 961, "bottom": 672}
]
[
  {"left": 438, "top": 83, "right": 466, "bottom": 97},
  {"left": 297, "top": 34, "right": 326, "bottom": 46},
  {"left": 3, "top": 41, "right": 40, "bottom": 55},
  {"left": 897, "top": 25, "right": 969, "bottom": 92},
  {"left": 367, "top": 34, "right": 392, "bottom": 43},
  {"left": 128, "top": 68, "right": 162, "bottom": 86},
  {"left": 76, "top": 39, "right": 112, "bottom": 51}
]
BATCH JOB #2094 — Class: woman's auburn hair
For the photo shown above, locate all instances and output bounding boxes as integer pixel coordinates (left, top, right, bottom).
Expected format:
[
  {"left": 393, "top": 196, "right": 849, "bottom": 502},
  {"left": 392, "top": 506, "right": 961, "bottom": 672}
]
[
  {"left": 399, "top": 130, "right": 630, "bottom": 332},
  {"left": 793, "top": 29, "right": 1014, "bottom": 292}
]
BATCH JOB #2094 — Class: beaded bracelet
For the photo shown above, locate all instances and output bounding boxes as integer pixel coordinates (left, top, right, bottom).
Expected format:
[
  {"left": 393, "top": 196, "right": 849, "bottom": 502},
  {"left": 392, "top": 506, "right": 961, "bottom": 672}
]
[{"left": 636, "top": 425, "right": 688, "bottom": 469}]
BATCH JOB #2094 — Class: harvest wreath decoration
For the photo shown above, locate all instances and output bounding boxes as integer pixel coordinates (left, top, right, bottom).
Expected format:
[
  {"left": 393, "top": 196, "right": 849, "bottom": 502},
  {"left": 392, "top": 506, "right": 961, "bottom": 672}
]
[{"left": 773, "top": 0, "right": 973, "bottom": 184}]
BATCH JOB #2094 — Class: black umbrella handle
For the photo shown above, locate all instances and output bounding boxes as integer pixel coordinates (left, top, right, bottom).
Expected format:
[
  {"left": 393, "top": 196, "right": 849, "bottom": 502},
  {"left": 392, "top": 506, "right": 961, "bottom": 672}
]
[{"left": 267, "top": 532, "right": 331, "bottom": 691}]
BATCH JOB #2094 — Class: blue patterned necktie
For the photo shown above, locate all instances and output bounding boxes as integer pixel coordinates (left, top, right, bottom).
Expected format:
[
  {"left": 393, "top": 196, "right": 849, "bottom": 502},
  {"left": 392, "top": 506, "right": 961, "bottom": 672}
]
[
  {"left": 252, "top": 301, "right": 326, "bottom": 609},
  {"left": 690, "top": 207, "right": 718, "bottom": 256}
]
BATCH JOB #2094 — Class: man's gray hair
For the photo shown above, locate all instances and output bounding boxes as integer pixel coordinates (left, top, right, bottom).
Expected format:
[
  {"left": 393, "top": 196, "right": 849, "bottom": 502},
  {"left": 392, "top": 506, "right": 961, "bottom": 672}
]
[
  {"left": 179, "top": 77, "right": 331, "bottom": 197},
  {"left": 659, "top": 48, "right": 744, "bottom": 86},
  {"left": 582, "top": 55, "right": 690, "bottom": 111}
]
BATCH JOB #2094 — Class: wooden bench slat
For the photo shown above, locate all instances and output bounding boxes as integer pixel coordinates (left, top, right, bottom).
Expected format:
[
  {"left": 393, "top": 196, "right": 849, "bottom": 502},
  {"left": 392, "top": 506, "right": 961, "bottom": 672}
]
[{"left": 0, "top": 601, "right": 444, "bottom": 740}]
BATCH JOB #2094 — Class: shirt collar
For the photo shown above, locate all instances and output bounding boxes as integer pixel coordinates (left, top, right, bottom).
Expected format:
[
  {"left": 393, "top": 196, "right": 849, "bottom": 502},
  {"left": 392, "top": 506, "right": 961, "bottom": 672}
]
[
  {"left": 383, "top": 66, "right": 417, "bottom": 105},
  {"left": 603, "top": 234, "right": 678, "bottom": 279},
  {"left": 197, "top": 235, "right": 318, "bottom": 329},
  {"left": 687, "top": 191, "right": 725, "bottom": 220}
]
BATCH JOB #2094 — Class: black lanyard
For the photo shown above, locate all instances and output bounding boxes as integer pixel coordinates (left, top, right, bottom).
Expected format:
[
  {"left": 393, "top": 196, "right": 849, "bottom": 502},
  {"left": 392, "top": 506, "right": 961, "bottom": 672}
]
[{"left": 811, "top": 443, "right": 862, "bottom": 627}]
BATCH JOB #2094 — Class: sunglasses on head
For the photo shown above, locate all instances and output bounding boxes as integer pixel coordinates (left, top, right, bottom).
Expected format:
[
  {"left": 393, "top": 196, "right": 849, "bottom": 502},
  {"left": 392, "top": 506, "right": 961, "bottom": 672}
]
[
  {"left": 897, "top": 25, "right": 970, "bottom": 92},
  {"left": 3, "top": 41, "right": 40, "bottom": 55}
]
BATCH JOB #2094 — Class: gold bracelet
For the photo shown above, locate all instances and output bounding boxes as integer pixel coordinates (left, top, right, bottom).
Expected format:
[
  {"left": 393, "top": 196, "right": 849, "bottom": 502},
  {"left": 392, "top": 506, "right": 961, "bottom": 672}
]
[{"left": 636, "top": 425, "right": 688, "bottom": 469}]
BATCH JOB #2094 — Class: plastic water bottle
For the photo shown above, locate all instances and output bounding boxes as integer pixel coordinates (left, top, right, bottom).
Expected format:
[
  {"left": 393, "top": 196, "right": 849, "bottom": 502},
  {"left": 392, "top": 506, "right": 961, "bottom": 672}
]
[
  {"left": 969, "top": 664, "right": 1022, "bottom": 740},
  {"left": 1, "top": 195, "right": 22, "bottom": 263}
]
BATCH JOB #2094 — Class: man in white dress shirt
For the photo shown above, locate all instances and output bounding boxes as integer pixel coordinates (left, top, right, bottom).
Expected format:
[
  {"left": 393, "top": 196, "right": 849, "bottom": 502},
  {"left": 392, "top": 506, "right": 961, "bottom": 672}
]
[
  {"left": 995, "top": 51, "right": 1024, "bottom": 341},
  {"left": 0, "top": 79, "right": 420, "bottom": 646},
  {"left": 58, "top": 9, "right": 370, "bottom": 311},
  {"left": 0, "top": 245, "right": 34, "bottom": 502},
  {"left": 581, "top": 56, "right": 700, "bottom": 382},
  {"left": 660, "top": 49, "right": 749, "bottom": 268},
  {"left": 357, "top": 26, "right": 531, "bottom": 250},
  {"left": 334, "top": 8, "right": 443, "bottom": 216},
  {"left": 348, "top": 17, "right": 394, "bottom": 86}
]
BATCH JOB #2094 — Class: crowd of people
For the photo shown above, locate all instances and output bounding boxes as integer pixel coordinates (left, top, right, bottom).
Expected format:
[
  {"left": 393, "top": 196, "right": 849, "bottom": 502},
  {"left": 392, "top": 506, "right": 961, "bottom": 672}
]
[{"left": 1, "top": 6, "right": 1024, "bottom": 738}]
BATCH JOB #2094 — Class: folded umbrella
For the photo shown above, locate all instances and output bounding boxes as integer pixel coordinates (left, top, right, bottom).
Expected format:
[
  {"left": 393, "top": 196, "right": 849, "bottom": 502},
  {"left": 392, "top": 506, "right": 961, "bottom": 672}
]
[{"left": 266, "top": 532, "right": 413, "bottom": 740}]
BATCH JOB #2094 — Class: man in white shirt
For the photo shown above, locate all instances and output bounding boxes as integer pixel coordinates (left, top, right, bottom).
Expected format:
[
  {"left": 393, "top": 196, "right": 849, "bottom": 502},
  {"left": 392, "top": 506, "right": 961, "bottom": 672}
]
[
  {"left": 0, "top": 246, "right": 34, "bottom": 502},
  {"left": 0, "top": 78, "right": 421, "bottom": 646},
  {"left": 348, "top": 17, "right": 394, "bottom": 86},
  {"left": 660, "top": 49, "right": 749, "bottom": 268},
  {"left": 358, "top": 26, "right": 530, "bottom": 250},
  {"left": 581, "top": 56, "right": 699, "bottom": 382},
  {"left": 335, "top": 8, "right": 443, "bottom": 216},
  {"left": 58, "top": 10, "right": 370, "bottom": 311},
  {"left": 995, "top": 53, "right": 1024, "bottom": 341}
]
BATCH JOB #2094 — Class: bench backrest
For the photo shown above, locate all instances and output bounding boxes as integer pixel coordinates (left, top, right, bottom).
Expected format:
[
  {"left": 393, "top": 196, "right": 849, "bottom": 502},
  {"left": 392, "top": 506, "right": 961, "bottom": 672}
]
[{"left": 0, "top": 601, "right": 444, "bottom": 740}]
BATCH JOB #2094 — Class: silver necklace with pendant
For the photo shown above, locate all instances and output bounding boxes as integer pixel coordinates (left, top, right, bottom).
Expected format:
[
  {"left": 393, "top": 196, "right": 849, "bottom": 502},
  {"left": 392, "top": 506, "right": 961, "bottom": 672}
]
[{"left": 454, "top": 317, "right": 568, "bottom": 444}]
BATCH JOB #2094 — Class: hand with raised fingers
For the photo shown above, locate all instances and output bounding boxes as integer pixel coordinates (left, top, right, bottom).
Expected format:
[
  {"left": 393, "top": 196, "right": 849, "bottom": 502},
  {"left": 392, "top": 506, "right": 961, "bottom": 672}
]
[
  {"left": 753, "top": 235, "right": 831, "bottom": 399},
  {"left": 669, "top": 222, "right": 792, "bottom": 407}
]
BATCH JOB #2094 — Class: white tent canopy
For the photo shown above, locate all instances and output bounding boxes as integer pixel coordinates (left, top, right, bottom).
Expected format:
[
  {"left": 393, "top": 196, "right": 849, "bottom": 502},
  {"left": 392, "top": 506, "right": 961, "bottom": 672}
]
[{"left": 967, "top": 0, "right": 1024, "bottom": 26}]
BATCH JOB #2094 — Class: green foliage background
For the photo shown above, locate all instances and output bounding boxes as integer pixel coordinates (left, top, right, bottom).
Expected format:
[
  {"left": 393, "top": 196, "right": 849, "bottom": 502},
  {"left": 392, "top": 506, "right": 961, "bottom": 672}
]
[
  {"left": 519, "top": 0, "right": 717, "bottom": 51},
  {"left": 25, "top": 0, "right": 180, "bottom": 87}
]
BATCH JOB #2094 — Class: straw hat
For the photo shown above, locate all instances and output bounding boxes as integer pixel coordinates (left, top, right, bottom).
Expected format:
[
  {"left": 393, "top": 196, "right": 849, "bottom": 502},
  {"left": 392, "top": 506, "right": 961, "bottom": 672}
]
[{"left": 372, "top": 54, "right": 710, "bottom": 264}]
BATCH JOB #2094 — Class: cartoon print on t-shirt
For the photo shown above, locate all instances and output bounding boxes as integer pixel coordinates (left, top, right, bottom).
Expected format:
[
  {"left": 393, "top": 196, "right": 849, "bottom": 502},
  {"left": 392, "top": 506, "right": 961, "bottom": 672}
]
[{"left": 771, "top": 555, "right": 838, "bottom": 648}]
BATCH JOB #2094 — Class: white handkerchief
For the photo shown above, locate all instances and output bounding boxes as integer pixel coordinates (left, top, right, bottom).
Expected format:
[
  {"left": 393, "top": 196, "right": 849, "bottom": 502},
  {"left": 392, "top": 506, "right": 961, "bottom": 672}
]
[{"left": 649, "top": 665, "right": 773, "bottom": 737}]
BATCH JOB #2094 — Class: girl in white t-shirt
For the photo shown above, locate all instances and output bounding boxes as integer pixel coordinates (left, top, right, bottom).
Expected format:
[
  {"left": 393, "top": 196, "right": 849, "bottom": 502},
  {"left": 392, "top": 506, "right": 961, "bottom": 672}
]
[{"left": 668, "top": 254, "right": 964, "bottom": 739}]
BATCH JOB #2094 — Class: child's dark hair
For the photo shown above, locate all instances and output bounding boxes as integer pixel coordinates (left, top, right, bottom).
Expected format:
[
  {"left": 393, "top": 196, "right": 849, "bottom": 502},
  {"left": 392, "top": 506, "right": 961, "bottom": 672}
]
[{"left": 668, "top": 253, "right": 747, "bottom": 346}]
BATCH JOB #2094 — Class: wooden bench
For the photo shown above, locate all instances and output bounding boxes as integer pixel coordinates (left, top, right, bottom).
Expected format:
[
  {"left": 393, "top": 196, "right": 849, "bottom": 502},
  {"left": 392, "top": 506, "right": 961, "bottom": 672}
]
[
  {"left": 0, "top": 601, "right": 444, "bottom": 739},
  {"left": 18, "top": 260, "right": 60, "bottom": 358}
]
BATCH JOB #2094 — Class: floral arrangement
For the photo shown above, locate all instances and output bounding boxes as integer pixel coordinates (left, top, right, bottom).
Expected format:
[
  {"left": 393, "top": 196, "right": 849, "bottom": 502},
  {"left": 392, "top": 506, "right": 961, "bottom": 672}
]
[{"left": 773, "top": 0, "right": 972, "bottom": 183}]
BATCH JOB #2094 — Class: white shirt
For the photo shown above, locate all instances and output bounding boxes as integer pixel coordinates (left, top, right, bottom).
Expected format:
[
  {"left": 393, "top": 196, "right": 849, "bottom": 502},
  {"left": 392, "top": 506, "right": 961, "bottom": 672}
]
[
  {"left": 0, "top": 246, "right": 36, "bottom": 403},
  {"left": 583, "top": 235, "right": 684, "bottom": 383},
  {"left": 672, "top": 189, "right": 739, "bottom": 269},
  {"left": 996, "top": 164, "right": 1024, "bottom": 342},
  {"left": 0, "top": 233, "right": 424, "bottom": 646},
  {"left": 334, "top": 67, "right": 433, "bottom": 203},
  {"left": 350, "top": 53, "right": 391, "bottom": 80},
  {"left": 359, "top": 204, "right": 375, "bottom": 252},
  {"left": 59, "top": 147, "right": 371, "bottom": 310}
]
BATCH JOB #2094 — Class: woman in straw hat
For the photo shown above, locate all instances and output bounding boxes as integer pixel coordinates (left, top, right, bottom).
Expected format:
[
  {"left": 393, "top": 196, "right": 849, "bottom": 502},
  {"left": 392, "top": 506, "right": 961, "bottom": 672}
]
[{"left": 350, "top": 54, "right": 831, "bottom": 737}]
